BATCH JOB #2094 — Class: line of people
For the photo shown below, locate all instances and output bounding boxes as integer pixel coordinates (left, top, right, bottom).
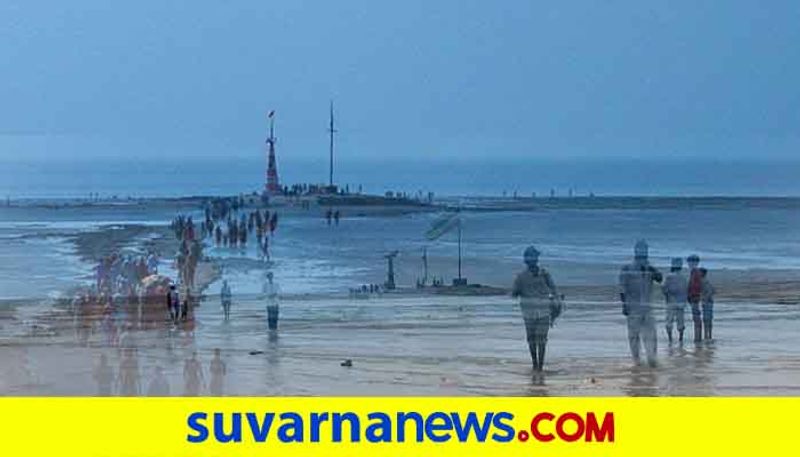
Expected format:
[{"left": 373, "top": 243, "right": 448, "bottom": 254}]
[
  {"left": 512, "top": 240, "right": 716, "bottom": 372},
  {"left": 92, "top": 348, "right": 227, "bottom": 396}
]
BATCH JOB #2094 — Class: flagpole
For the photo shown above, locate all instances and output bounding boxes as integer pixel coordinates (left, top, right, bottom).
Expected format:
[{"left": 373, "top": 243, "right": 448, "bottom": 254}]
[
  {"left": 328, "top": 100, "right": 335, "bottom": 188},
  {"left": 457, "top": 220, "right": 462, "bottom": 281}
]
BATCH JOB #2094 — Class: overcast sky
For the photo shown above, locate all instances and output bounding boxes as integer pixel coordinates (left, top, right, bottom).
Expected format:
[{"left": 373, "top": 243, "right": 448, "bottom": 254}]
[{"left": 1, "top": 0, "right": 799, "bottom": 162}]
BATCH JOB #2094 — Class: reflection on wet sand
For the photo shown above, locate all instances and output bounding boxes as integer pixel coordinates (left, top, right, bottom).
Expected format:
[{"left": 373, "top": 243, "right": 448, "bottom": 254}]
[
  {"left": 1, "top": 290, "right": 797, "bottom": 396},
  {"left": 117, "top": 348, "right": 140, "bottom": 396},
  {"left": 209, "top": 349, "right": 226, "bottom": 396},
  {"left": 146, "top": 366, "right": 170, "bottom": 396},
  {"left": 623, "top": 368, "right": 659, "bottom": 397},
  {"left": 183, "top": 352, "right": 204, "bottom": 396},
  {"left": 93, "top": 353, "right": 114, "bottom": 396}
]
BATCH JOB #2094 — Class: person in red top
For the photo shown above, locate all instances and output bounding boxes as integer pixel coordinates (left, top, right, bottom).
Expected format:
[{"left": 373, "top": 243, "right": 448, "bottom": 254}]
[{"left": 686, "top": 254, "right": 703, "bottom": 342}]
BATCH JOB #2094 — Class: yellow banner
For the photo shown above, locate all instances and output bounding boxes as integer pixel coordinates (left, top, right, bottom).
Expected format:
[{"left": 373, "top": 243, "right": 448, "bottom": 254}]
[{"left": 1, "top": 398, "right": 796, "bottom": 456}]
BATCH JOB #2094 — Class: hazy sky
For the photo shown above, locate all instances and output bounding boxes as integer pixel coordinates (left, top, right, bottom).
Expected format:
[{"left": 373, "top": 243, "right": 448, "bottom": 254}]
[{"left": 1, "top": 0, "right": 799, "bottom": 162}]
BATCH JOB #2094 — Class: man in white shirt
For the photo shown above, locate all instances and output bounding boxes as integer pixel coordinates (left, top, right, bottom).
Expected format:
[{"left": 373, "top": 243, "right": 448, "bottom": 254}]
[
  {"left": 662, "top": 257, "right": 688, "bottom": 344},
  {"left": 263, "top": 272, "right": 280, "bottom": 330},
  {"left": 619, "top": 240, "right": 663, "bottom": 367},
  {"left": 220, "top": 280, "right": 232, "bottom": 321}
]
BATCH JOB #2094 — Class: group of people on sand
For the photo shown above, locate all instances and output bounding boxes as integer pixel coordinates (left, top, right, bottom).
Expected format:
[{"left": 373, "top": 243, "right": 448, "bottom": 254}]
[
  {"left": 513, "top": 240, "right": 716, "bottom": 372},
  {"left": 93, "top": 348, "right": 227, "bottom": 396},
  {"left": 325, "top": 208, "right": 341, "bottom": 226},
  {"left": 165, "top": 283, "right": 196, "bottom": 324},
  {"left": 96, "top": 251, "right": 159, "bottom": 297},
  {"left": 349, "top": 283, "right": 384, "bottom": 297}
]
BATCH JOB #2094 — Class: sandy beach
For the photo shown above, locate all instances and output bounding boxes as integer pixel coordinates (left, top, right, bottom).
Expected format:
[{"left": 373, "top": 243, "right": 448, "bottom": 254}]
[{"left": 1, "top": 196, "right": 799, "bottom": 396}]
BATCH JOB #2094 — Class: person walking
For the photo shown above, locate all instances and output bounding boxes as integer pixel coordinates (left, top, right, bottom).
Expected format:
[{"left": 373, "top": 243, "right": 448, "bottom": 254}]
[
  {"left": 687, "top": 254, "right": 704, "bottom": 342},
  {"left": 263, "top": 272, "right": 280, "bottom": 331},
  {"left": 619, "top": 240, "right": 663, "bottom": 367},
  {"left": 220, "top": 280, "right": 232, "bottom": 321},
  {"left": 700, "top": 268, "right": 716, "bottom": 340},
  {"left": 662, "top": 257, "right": 688, "bottom": 344},
  {"left": 511, "top": 246, "right": 561, "bottom": 372}
]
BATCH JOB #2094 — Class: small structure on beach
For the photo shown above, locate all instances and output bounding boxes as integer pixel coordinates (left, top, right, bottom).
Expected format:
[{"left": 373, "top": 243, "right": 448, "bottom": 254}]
[{"left": 425, "top": 211, "right": 467, "bottom": 286}]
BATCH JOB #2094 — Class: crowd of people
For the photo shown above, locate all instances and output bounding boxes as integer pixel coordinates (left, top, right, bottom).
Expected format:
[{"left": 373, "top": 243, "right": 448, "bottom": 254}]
[
  {"left": 95, "top": 251, "right": 160, "bottom": 297},
  {"left": 181, "top": 203, "right": 280, "bottom": 261},
  {"left": 513, "top": 240, "right": 717, "bottom": 372},
  {"left": 349, "top": 283, "right": 384, "bottom": 297}
]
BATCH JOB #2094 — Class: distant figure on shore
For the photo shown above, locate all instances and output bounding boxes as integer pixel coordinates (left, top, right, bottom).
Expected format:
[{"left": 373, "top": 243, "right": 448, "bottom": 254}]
[
  {"left": 209, "top": 348, "right": 227, "bottom": 396},
  {"left": 700, "top": 268, "right": 716, "bottom": 340},
  {"left": 220, "top": 280, "right": 232, "bottom": 321},
  {"left": 183, "top": 352, "right": 204, "bottom": 396},
  {"left": 334, "top": 210, "right": 340, "bottom": 225},
  {"left": 146, "top": 366, "right": 170, "bottom": 396},
  {"left": 687, "top": 254, "right": 704, "bottom": 342},
  {"left": 620, "top": 240, "right": 662, "bottom": 367},
  {"left": 93, "top": 353, "right": 114, "bottom": 396},
  {"left": 511, "top": 246, "right": 560, "bottom": 372},
  {"left": 263, "top": 272, "right": 280, "bottom": 330},
  {"left": 662, "top": 257, "right": 688, "bottom": 344},
  {"left": 325, "top": 209, "right": 332, "bottom": 226}
]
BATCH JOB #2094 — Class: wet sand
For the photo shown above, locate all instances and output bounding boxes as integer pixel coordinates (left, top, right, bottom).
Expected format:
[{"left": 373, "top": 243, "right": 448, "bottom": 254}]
[
  {"left": 1, "top": 292, "right": 799, "bottom": 396},
  {"left": 2, "top": 264, "right": 799, "bottom": 396}
]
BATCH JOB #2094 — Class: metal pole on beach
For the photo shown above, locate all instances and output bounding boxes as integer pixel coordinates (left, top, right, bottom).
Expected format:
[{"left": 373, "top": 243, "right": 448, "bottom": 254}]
[
  {"left": 328, "top": 101, "right": 335, "bottom": 188},
  {"left": 457, "top": 220, "right": 462, "bottom": 281}
]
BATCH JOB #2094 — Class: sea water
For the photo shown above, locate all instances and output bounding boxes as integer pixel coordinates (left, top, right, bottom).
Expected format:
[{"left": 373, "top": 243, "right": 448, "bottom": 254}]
[{"left": 2, "top": 156, "right": 800, "bottom": 198}]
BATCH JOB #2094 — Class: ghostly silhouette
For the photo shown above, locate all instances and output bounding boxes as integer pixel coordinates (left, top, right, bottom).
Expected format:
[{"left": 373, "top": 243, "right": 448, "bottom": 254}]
[
  {"left": 93, "top": 353, "right": 115, "bottom": 396},
  {"left": 146, "top": 366, "right": 170, "bottom": 396},
  {"left": 209, "top": 348, "right": 227, "bottom": 396},
  {"left": 117, "top": 348, "right": 140, "bottom": 396},
  {"left": 183, "top": 351, "right": 204, "bottom": 396}
]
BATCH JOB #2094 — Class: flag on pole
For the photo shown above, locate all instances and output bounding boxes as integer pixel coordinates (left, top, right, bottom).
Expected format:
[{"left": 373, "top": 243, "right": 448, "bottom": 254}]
[
  {"left": 268, "top": 110, "right": 275, "bottom": 118},
  {"left": 425, "top": 211, "right": 461, "bottom": 241}
]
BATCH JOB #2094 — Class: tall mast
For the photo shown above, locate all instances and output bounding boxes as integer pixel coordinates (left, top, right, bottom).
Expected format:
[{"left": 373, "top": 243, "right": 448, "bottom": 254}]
[
  {"left": 328, "top": 100, "right": 336, "bottom": 188},
  {"left": 269, "top": 114, "right": 274, "bottom": 144}
]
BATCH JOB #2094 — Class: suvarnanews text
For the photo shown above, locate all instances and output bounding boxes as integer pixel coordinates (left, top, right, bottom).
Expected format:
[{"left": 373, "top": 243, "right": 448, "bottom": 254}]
[{"left": 187, "top": 410, "right": 615, "bottom": 444}]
